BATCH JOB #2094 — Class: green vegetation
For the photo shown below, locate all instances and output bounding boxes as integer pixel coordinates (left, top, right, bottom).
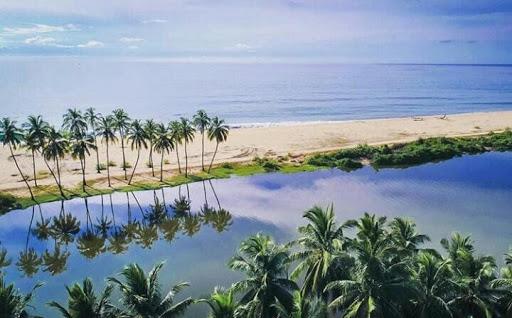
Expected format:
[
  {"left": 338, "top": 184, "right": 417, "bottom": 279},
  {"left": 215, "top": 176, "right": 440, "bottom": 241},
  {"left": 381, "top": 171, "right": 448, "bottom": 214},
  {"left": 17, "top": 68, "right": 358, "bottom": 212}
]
[
  {"left": 0, "top": 193, "right": 21, "bottom": 214},
  {"left": 3, "top": 206, "right": 512, "bottom": 317},
  {"left": 308, "top": 130, "right": 512, "bottom": 169}
]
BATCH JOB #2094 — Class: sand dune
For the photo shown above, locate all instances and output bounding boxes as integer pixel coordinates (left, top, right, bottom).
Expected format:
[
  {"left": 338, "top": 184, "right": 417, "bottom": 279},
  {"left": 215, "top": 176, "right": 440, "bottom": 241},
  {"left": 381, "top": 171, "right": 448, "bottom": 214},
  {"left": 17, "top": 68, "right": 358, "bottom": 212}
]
[{"left": 1, "top": 111, "right": 511, "bottom": 196}]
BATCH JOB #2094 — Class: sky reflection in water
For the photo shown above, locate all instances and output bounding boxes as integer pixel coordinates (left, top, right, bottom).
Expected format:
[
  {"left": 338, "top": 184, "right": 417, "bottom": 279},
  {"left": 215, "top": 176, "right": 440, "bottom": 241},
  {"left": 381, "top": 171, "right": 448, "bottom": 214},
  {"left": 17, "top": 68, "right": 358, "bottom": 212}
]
[{"left": 1, "top": 152, "right": 511, "bottom": 317}]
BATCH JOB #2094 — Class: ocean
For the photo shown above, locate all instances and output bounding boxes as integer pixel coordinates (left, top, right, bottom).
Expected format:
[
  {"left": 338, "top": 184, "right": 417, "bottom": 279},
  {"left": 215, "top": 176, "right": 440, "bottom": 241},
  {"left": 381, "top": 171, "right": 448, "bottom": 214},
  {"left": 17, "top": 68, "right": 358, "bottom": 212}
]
[{"left": 1, "top": 58, "right": 512, "bottom": 126}]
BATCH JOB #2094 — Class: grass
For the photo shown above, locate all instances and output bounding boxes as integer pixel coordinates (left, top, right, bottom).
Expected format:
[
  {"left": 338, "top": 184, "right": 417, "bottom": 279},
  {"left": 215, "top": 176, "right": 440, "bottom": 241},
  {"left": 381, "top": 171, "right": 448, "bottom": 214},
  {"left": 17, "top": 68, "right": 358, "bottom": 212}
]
[{"left": 4, "top": 130, "right": 512, "bottom": 214}]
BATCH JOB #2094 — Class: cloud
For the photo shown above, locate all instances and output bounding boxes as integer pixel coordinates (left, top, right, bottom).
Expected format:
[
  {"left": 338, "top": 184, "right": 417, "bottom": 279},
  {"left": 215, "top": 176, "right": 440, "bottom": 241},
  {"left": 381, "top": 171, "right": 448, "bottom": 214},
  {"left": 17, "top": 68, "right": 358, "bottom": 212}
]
[
  {"left": 225, "top": 43, "right": 256, "bottom": 52},
  {"left": 141, "top": 19, "right": 168, "bottom": 24},
  {"left": 77, "top": 40, "right": 104, "bottom": 48},
  {"left": 3, "top": 24, "right": 78, "bottom": 36},
  {"left": 119, "top": 37, "right": 144, "bottom": 43},
  {"left": 128, "top": 45, "right": 139, "bottom": 50},
  {"left": 24, "top": 35, "right": 57, "bottom": 45}
]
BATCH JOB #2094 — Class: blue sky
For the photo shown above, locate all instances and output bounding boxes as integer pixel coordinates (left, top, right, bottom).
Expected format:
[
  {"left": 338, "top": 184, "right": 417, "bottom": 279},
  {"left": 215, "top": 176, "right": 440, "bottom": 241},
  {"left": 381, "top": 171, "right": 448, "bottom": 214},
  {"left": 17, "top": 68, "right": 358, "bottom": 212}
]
[{"left": 0, "top": 0, "right": 511, "bottom": 63}]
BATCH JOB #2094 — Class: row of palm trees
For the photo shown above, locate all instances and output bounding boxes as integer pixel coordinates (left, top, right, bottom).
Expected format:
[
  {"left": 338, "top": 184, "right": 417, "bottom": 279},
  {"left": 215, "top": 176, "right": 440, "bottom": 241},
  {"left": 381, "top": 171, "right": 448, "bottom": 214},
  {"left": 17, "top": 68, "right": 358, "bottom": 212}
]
[
  {"left": 0, "top": 108, "right": 230, "bottom": 200},
  {"left": 3, "top": 206, "right": 512, "bottom": 317}
]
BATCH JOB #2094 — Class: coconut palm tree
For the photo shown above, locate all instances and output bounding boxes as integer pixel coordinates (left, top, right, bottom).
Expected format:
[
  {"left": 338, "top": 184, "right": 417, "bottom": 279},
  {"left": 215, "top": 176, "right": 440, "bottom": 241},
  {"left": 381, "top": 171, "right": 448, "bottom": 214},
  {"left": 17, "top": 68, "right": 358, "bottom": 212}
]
[
  {"left": 71, "top": 133, "right": 97, "bottom": 192},
  {"left": 491, "top": 263, "right": 512, "bottom": 317},
  {"left": 389, "top": 217, "right": 430, "bottom": 258},
  {"left": 144, "top": 119, "right": 158, "bottom": 177},
  {"left": 48, "top": 278, "right": 124, "bottom": 318},
  {"left": 63, "top": 108, "right": 87, "bottom": 138},
  {"left": 0, "top": 118, "right": 35, "bottom": 200},
  {"left": 273, "top": 291, "right": 328, "bottom": 318},
  {"left": 127, "top": 119, "right": 148, "bottom": 185},
  {"left": 193, "top": 110, "right": 210, "bottom": 171},
  {"left": 207, "top": 117, "right": 229, "bottom": 173},
  {"left": 0, "top": 247, "right": 11, "bottom": 269},
  {"left": 0, "top": 275, "right": 42, "bottom": 318},
  {"left": 42, "top": 127, "right": 69, "bottom": 198},
  {"left": 23, "top": 115, "right": 50, "bottom": 187},
  {"left": 84, "top": 107, "right": 102, "bottom": 173},
  {"left": 198, "top": 287, "right": 237, "bottom": 318},
  {"left": 153, "top": 123, "right": 174, "bottom": 182},
  {"left": 229, "top": 233, "right": 298, "bottom": 317},
  {"left": 42, "top": 245, "right": 70, "bottom": 276},
  {"left": 96, "top": 116, "right": 118, "bottom": 187},
  {"left": 112, "top": 109, "right": 131, "bottom": 180},
  {"left": 108, "top": 262, "right": 194, "bottom": 317},
  {"left": 179, "top": 117, "right": 195, "bottom": 177},
  {"left": 291, "top": 205, "right": 352, "bottom": 298},
  {"left": 169, "top": 120, "right": 183, "bottom": 174},
  {"left": 51, "top": 211, "right": 81, "bottom": 246}
]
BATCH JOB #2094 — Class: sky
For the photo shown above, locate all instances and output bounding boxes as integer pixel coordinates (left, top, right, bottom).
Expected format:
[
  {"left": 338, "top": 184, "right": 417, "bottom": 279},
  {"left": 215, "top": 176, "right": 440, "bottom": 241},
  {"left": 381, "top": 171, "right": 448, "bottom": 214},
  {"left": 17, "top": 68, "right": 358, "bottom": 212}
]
[{"left": 0, "top": 0, "right": 511, "bottom": 63}]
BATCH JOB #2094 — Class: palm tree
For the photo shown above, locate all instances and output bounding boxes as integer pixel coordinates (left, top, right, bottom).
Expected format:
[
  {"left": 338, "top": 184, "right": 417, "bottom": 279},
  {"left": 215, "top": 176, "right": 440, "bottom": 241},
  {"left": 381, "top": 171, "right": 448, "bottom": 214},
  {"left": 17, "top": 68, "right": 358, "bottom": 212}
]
[
  {"left": 42, "top": 127, "right": 69, "bottom": 197},
  {"left": 199, "top": 287, "right": 237, "bottom": 318},
  {"left": 84, "top": 107, "right": 102, "bottom": 173},
  {"left": 273, "top": 291, "right": 328, "bottom": 318},
  {"left": 229, "top": 233, "right": 298, "bottom": 317},
  {"left": 0, "top": 275, "right": 42, "bottom": 318},
  {"left": 127, "top": 119, "right": 148, "bottom": 185},
  {"left": 179, "top": 117, "right": 195, "bottom": 177},
  {"left": 153, "top": 123, "right": 174, "bottom": 182},
  {"left": 96, "top": 116, "right": 118, "bottom": 187},
  {"left": 144, "top": 119, "right": 158, "bottom": 177},
  {"left": 23, "top": 115, "right": 49, "bottom": 187},
  {"left": 71, "top": 133, "right": 97, "bottom": 192},
  {"left": 193, "top": 110, "right": 210, "bottom": 171},
  {"left": 42, "top": 245, "right": 70, "bottom": 276},
  {"left": 63, "top": 108, "right": 87, "bottom": 138},
  {"left": 0, "top": 118, "right": 35, "bottom": 200},
  {"left": 108, "top": 262, "right": 194, "bottom": 317},
  {"left": 389, "top": 217, "right": 430, "bottom": 258},
  {"left": 112, "top": 109, "right": 131, "bottom": 180},
  {"left": 291, "top": 205, "right": 352, "bottom": 298},
  {"left": 0, "top": 247, "right": 11, "bottom": 269},
  {"left": 491, "top": 263, "right": 512, "bottom": 317},
  {"left": 207, "top": 117, "right": 229, "bottom": 173},
  {"left": 169, "top": 120, "right": 183, "bottom": 174},
  {"left": 48, "top": 278, "right": 123, "bottom": 318},
  {"left": 408, "top": 251, "right": 454, "bottom": 318}
]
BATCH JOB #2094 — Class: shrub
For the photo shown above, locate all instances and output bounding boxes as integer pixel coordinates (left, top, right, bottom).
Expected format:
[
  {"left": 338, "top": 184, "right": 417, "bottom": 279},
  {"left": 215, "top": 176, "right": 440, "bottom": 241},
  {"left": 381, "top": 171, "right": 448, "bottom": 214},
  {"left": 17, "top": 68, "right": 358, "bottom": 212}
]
[
  {"left": 108, "top": 161, "right": 117, "bottom": 167},
  {"left": 164, "top": 159, "right": 170, "bottom": 165},
  {"left": 0, "top": 193, "right": 20, "bottom": 214},
  {"left": 122, "top": 162, "right": 132, "bottom": 169},
  {"left": 96, "top": 163, "right": 107, "bottom": 171},
  {"left": 221, "top": 163, "right": 234, "bottom": 169}
]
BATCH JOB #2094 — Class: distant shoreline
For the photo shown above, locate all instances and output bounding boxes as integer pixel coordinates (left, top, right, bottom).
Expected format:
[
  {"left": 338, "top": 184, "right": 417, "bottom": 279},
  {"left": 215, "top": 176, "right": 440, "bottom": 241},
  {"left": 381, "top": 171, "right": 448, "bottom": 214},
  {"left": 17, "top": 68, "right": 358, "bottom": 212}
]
[{"left": 1, "top": 110, "right": 512, "bottom": 207}]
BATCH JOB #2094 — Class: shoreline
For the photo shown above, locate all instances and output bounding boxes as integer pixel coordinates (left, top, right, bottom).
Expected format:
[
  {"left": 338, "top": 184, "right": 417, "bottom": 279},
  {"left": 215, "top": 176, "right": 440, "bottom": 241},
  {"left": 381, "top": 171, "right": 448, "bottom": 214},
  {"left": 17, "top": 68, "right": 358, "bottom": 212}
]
[{"left": 1, "top": 110, "right": 512, "bottom": 210}]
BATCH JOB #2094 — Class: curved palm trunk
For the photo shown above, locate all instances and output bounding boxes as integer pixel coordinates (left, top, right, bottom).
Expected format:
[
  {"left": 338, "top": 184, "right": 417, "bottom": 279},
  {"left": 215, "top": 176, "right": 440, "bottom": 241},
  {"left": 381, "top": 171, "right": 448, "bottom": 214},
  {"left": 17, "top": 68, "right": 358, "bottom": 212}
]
[
  {"left": 31, "top": 150, "right": 38, "bottom": 187},
  {"left": 120, "top": 131, "right": 127, "bottom": 180},
  {"left": 160, "top": 151, "right": 164, "bottom": 182},
  {"left": 106, "top": 142, "right": 111, "bottom": 187},
  {"left": 80, "top": 156, "right": 87, "bottom": 192},
  {"left": 94, "top": 134, "right": 100, "bottom": 173},
  {"left": 208, "top": 141, "right": 220, "bottom": 173},
  {"left": 209, "top": 179, "right": 221, "bottom": 209},
  {"left": 184, "top": 141, "right": 188, "bottom": 177},
  {"left": 55, "top": 156, "right": 62, "bottom": 188},
  {"left": 9, "top": 144, "right": 34, "bottom": 200},
  {"left": 128, "top": 147, "right": 140, "bottom": 185},
  {"left": 149, "top": 142, "right": 155, "bottom": 177},
  {"left": 43, "top": 156, "right": 65, "bottom": 198},
  {"left": 175, "top": 143, "right": 182, "bottom": 174},
  {"left": 201, "top": 132, "right": 205, "bottom": 171}
]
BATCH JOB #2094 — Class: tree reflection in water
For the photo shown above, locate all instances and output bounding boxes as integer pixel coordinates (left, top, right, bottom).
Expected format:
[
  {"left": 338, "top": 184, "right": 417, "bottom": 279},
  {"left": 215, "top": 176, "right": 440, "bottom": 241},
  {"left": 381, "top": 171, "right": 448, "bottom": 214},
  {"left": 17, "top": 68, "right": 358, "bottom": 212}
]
[{"left": 5, "top": 180, "right": 232, "bottom": 277}]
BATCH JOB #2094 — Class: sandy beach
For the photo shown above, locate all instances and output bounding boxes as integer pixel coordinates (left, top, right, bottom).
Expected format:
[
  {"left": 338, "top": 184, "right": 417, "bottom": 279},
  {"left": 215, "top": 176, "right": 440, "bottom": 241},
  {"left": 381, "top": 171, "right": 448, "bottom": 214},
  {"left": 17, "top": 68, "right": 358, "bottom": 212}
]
[{"left": 1, "top": 110, "right": 512, "bottom": 196}]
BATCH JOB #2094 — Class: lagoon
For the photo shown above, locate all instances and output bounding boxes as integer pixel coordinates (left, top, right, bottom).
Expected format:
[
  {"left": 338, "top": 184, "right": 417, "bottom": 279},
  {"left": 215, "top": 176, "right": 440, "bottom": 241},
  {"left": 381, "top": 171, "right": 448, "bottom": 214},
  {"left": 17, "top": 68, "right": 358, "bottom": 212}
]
[{"left": 1, "top": 151, "right": 512, "bottom": 317}]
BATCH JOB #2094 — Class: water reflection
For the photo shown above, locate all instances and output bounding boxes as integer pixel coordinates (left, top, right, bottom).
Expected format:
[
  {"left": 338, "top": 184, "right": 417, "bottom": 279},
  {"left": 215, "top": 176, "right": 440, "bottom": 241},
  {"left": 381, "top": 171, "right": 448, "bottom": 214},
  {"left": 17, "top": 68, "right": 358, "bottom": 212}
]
[{"left": 6, "top": 180, "right": 232, "bottom": 278}]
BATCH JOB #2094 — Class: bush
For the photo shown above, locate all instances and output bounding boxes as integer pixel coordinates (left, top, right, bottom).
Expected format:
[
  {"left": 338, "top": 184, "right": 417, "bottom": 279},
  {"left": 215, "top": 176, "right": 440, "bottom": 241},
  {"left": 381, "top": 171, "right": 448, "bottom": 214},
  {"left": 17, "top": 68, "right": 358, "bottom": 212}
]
[
  {"left": 164, "top": 159, "right": 170, "bottom": 165},
  {"left": 336, "top": 158, "right": 363, "bottom": 172},
  {"left": 96, "top": 163, "right": 107, "bottom": 171},
  {"left": 0, "top": 193, "right": 20, "bottom": 214},
  {"left": 221, "top": 163, "right": 234, "bottom": 169},
  {"left": 108, "top": 161, "right": 117, "bottom": 167},
  {"left": 122, "top": 162, "right": 132, "bottom": 169},
  {"left": 261, "top": 159, "right": 280, "bottom": 172}
]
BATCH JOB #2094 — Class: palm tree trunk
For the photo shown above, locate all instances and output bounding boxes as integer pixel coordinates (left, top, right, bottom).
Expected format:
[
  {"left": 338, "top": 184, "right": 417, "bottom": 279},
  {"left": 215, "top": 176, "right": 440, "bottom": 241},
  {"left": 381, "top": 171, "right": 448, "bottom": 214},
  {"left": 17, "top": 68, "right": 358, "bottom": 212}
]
[
  {"left": 184, "top": 141, "right": 188, "bottom": 177},
  {"left": 9, "top": 144, "right": 34, "bottom": 200},
  {"left": 94, "top": 133, "right": 100, "bottom": 173},
  {"left": 31, "top": 149, "right": 38, "bottom": 187},
  {"left": 149, "top": 142, "right": 155, "bottom": 177},
  {"left": 120, "top": 132, "right": 127, "bottom": 180},
  {"left": 80, "top": 156, "right": 86, "bottom": 192},
  {"left": 106, "top": 142, "right": 111, "bottom": 187},
  {"left": 160, "top": 151, "right": 164, "bottom": 182},
  {"left": 208, "top": 141, "right": 219, "bottom": 173},
  {"left": 43, "top": 156, "right": 65, "bottom": 198},
  {"left": 128, "top": 147, "right": 140, "bottom": 185},
  {"left": 55, "top": 156, "right": 62, "bottom": 188},
  {"left": 175, "top": 143, "right": 182, "bottom": 174},
  {"left": 201, "top": 132, "right": 205, "bottom": 171},
  {"left": 209, "top": 179, "right": 221, "bottom": 209}
]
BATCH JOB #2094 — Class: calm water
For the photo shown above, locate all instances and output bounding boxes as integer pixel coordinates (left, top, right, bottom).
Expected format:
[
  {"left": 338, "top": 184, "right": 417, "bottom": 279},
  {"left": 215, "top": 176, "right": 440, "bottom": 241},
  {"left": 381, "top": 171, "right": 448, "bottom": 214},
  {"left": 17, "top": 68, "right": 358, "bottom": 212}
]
[
  {"left": 1, "top": 59, "right": 512, "bottom": 125},
  {"left": 1, "top": 152, "right": 511, "bottom": 317}
]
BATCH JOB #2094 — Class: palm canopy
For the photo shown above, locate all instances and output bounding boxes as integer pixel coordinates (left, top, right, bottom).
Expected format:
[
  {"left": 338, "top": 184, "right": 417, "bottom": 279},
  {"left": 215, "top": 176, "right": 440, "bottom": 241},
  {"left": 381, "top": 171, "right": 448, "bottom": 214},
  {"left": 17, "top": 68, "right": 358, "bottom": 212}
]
[
  {"left": 0, "top": 275, "right": 42, "bottom": 318},
  {"left": 84, "top": 108, "right": 101, "bottom": 132},
  {"left": 23, "top": 115, "right": 50, "bottom": 146},
  {"left": 48, "top": 278, "right": 124, "bottom": 318},
  {"left": 207, "top": 117, "right": 229, "bottom": 143},
  {"left": 63, "top": 108, "right": 88, "bottom": 138},
  {"left": 144, "top": 119, "right": 158, "bottom": 143},
  {"left": 198, "top": 286, "right": 236, "bottom": 318},
  {"left": 193, "top": 109, "right": 210, "bottom": 133},
  {"left": 0, "top": 117, "right": 24, "bottom": 148},
  {"left": 153, "top": 124, "right": 174, "bottom": 154},
  {"left": 71, "top": 134, "right": 96, "bottom": 160},
  {"left": 111, "top": 109, "right": 131, "bottom": 133},
  {"left": 127, "top": 120, "right": 148, "bottom": 150},
  {"left": 179, "top": 118, "right": 195, "bottom": 144},
  {"left": 168, "top": 121, "right": 182, "bottom": 144},
  {"left": 108, "top": 262, "right": 194, "bottom": 318},
  {"left": 229, "top": 233, "right": 298, "bottom": 318},
  {"left": 43, "top": 127, "right": 69, "bottom": 161},
  {"left": 291, "top": 205, "right": 352, "bottom": 297},
  {"left": 96, "top": 116, "right": 118, "bottom": 144}
]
